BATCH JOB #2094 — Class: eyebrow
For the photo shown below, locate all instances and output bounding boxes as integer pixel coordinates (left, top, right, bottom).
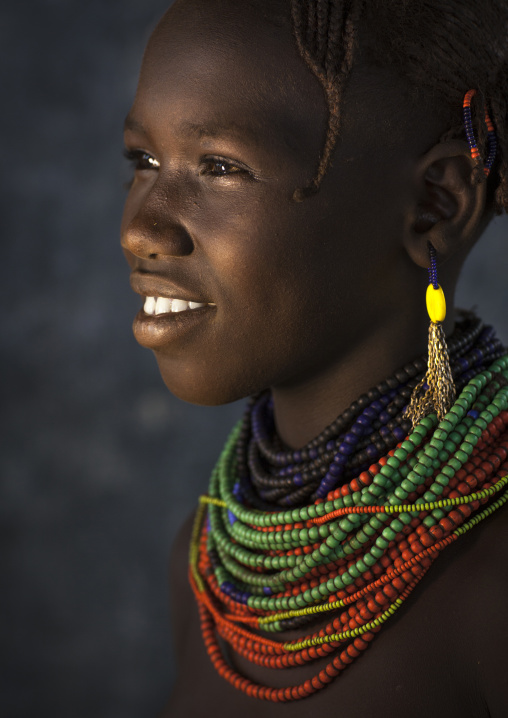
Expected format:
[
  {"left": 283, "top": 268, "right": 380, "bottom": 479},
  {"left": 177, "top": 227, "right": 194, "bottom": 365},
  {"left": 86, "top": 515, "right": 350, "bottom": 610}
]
[
  {"left": 124, "top": 116, "right": 147, "bottom": 135},
  {"left": 180, "top": 120, "right": 259, "bottom": 143},
  {"left": 124, "top": 115, "right": 263, "bottom": 147}
]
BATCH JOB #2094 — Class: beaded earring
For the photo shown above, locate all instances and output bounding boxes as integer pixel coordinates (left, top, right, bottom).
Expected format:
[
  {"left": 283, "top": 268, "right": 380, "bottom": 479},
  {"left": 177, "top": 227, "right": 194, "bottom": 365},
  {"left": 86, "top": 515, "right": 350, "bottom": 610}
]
[
  {"left": 406, "top": 89, "right": 498, "bottom": 429},
  {"left": 463, "top": 89, "right": 498, "bottom": 178},
  {"left": 406, "top": 244, "right": 455, "bottom": 426}
]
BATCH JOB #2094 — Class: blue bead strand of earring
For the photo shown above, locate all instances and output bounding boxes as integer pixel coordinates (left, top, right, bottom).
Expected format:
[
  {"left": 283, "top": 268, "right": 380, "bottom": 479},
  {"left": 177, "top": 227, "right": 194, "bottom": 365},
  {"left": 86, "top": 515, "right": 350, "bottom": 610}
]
[{"left": 428, "top": 244, "right": 438, "bottom": 290}]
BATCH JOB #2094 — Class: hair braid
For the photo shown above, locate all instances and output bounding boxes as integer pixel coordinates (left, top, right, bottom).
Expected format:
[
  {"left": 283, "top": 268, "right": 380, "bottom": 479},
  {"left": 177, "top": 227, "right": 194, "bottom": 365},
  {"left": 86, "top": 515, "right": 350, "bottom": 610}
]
[
  {"left": 325, "top": 0, "right": 342, "bottom": 76},
  {"left": 289, "top": 0, "right": 508, "bottom": 214},
  {"left": 315, "top": 0, "right": 329, "bottom": 64},
  {"left": 305, "top": 0, "right": 318, "bottom": 57},
  {"left": 292, "top": 0, "right": 364, "bottom": 201}
]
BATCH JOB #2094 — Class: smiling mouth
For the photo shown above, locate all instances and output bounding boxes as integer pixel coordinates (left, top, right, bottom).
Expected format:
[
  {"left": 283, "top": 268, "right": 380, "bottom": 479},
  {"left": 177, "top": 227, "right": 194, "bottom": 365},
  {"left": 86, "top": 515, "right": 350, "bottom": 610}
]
[{"left": 143, "top": 296, "right": 216, "bottom": 315}]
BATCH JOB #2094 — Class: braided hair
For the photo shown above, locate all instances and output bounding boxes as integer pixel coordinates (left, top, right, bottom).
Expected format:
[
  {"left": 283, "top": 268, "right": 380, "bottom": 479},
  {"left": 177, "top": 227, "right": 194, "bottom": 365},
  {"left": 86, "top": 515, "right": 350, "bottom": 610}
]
[{"left": 290, "top": 0, "right": 508, "bottom": 213}]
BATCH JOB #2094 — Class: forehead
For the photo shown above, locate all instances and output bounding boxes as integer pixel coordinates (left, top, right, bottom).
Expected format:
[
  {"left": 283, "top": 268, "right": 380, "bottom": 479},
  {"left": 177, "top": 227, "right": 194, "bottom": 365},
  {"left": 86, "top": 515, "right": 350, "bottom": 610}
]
[
  {"left": 150, "top": 0, "right": 292, "bottom": 74},
  {"left": 129, "top": 0, "right": 327, "bottom": 154}
]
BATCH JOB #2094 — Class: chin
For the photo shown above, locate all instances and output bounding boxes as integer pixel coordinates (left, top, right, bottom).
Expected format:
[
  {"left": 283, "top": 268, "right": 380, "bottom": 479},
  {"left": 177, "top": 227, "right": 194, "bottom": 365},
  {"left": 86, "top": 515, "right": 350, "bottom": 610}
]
[{"left": 155, "top": 355, "right": 257, "bottom": 407}]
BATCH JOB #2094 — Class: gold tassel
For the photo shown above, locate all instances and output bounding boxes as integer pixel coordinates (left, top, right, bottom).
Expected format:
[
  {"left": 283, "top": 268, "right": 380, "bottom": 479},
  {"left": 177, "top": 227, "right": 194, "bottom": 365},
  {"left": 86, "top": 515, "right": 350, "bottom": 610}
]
[{"left": 406, "top": 321, "right": 455, "bottom": 427}]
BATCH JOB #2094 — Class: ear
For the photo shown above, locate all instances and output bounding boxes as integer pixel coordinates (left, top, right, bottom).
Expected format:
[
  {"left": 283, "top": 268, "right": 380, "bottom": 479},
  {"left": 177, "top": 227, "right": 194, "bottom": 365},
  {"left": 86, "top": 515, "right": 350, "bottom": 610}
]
[{"left": 404, "top": 139, "right": 487, "bottom": 269}]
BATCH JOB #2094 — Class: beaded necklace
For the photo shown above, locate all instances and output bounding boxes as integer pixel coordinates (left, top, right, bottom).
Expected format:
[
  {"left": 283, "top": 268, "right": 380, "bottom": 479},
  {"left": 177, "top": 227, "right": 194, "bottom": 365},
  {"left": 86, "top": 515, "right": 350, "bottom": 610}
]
[{"left": 190, "top": 316, "right": 508, "bottom": 702}]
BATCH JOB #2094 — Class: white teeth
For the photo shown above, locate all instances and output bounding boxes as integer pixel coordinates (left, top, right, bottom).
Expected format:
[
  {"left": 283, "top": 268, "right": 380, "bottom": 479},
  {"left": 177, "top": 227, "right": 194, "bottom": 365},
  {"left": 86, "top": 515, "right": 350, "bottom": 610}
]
[
  {"left": 155, "top": 297, "right": 173, "bottom": 315},
  {"left": 144, "top": 296, "right": 156, "bottom": 315},
  {"left": 143, "top": 296, "right": 209, "bottom": 315},
  {"left": 171, "top": 299, "right": 189, "bottom": 313}
]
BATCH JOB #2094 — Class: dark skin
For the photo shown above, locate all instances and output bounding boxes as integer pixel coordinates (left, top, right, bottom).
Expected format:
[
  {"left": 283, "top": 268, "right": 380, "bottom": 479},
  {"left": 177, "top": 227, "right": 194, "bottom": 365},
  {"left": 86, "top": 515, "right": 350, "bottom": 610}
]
[{"left": 121, "top": 0, "right": 508, "bottom": 715}]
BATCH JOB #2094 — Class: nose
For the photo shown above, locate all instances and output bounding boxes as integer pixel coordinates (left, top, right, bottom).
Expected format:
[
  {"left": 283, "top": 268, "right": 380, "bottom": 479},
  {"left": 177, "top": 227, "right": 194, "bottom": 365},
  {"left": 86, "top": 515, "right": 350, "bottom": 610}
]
[{"left": 121, "top": 183, "right": 194, "bottom": 260}]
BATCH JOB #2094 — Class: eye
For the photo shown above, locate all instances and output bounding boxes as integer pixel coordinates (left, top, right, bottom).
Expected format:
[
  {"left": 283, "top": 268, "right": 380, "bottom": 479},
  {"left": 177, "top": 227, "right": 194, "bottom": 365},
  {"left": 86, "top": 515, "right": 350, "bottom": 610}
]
[
  {"left": 200, "top": 157, "right": 251, "bottom": 178},
  {"left": 123, "top": 148, "right": 160, "bottom": 171}
]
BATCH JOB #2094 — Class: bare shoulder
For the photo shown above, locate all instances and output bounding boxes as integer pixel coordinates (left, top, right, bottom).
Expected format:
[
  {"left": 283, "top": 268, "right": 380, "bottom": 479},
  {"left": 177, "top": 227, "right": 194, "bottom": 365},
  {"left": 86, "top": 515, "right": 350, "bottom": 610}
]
[
  {"left": 443, "top": 498, "right": 508, "bottom": 715},
  {"left": 459, "top": 495, "right": 508, "bottom": 587},
  {"left": 472, "top": 501, "right": 508, "bottom": 715}
]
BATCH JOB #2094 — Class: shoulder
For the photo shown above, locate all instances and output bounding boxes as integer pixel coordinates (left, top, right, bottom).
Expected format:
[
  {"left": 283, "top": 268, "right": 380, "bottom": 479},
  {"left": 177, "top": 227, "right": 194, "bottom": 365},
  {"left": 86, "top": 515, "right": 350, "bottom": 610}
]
[
  {"left": 460, "top": 495, "right": 508, "bottom": 590},
  {"left": 437, "top": 495, "right": 508, "bottom": 621},
  {"left": 444, "top": 498, "right": 508, "bottom": 715}
]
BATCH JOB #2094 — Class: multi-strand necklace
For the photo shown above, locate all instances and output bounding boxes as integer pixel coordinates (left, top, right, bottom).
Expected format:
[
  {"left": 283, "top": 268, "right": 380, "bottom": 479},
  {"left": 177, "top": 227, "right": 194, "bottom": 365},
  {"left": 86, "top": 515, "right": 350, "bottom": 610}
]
[{"left": 189, "top": 315, "right": 508, "bottom": 702}]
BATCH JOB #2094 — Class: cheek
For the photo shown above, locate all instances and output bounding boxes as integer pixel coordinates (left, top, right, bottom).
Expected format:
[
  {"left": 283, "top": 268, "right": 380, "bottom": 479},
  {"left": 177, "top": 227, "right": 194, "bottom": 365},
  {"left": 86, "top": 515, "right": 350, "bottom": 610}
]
[
  {"left": 205, "top": 201, "right": 345, "bottom": 357},
  {"left": 196, "top": 187, "right": 335, "bottom": 299}
]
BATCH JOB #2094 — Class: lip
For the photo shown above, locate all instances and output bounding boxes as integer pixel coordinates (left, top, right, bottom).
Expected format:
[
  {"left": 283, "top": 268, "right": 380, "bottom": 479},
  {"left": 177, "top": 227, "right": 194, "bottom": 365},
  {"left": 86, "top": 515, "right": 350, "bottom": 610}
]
[
  {"left": 129, "top": 270, "right": 216, "bottom": 349},
  {"left": 129, "top": 271, "right": 212, "bottom": 304},
  {"left": 132, "top": 304, "right": 216, "bottom": 349}
]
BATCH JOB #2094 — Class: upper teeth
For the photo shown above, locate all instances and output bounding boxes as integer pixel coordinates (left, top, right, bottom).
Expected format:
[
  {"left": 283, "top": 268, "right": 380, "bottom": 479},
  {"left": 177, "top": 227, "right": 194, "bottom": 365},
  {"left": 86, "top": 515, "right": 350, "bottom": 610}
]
[{"left": 144, "top": 296, "right": 208, "bottom": 315}]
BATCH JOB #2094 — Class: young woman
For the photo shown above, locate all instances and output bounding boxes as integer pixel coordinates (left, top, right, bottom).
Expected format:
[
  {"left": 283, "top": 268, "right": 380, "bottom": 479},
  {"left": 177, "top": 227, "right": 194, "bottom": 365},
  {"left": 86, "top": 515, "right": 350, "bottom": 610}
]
[{"left": 121, "top": 0, "right": 508, "bottom": 715}]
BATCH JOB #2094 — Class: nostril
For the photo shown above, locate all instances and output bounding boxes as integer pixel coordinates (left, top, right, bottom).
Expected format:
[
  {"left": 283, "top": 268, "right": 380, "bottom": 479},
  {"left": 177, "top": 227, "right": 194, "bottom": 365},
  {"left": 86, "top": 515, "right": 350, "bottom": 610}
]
[{"left": 122, "top": 213, "right": 194, "bottom": 259}]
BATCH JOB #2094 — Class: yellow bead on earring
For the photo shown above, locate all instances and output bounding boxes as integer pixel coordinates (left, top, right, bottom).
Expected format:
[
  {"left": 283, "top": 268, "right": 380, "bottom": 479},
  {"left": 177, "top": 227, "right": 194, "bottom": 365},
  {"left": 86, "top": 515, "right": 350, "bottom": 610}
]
[{"left": 426, "top": 284, "right": 446, "bottom": 323}]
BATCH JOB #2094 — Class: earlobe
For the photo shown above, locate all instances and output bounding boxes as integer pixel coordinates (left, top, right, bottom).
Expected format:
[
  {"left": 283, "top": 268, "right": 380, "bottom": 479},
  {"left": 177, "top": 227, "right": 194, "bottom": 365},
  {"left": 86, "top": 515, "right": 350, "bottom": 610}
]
[{"left": 405, "top": 139, "right": 487, "bottom": 269}]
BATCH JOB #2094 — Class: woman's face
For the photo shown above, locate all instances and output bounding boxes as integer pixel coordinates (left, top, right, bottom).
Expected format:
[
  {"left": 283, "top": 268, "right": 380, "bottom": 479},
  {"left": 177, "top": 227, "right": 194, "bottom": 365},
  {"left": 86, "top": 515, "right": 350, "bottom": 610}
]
[{"left": 121, "top": 0, "right": 418, "bottom": 405}]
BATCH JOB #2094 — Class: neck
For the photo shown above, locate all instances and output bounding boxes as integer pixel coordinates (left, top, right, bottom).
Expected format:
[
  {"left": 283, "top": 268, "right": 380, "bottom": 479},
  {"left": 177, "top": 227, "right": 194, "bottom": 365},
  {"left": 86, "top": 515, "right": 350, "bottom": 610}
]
[{"left": 271, "top": 310, "right": 455, "bottom": 449}]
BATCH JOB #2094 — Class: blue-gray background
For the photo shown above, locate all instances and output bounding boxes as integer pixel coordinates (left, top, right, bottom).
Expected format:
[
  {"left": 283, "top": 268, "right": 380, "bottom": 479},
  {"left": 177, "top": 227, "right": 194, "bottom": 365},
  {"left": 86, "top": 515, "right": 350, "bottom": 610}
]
[{"left": 1, "top": 2, "right": 507, "bottom": 717}]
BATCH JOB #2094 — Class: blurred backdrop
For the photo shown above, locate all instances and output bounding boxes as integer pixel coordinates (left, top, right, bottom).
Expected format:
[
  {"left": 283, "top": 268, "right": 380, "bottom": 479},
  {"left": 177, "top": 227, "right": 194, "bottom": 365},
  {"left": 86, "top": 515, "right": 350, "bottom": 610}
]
[{"left": 1, "top": 1, "right": 507, "bottom": 717}]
